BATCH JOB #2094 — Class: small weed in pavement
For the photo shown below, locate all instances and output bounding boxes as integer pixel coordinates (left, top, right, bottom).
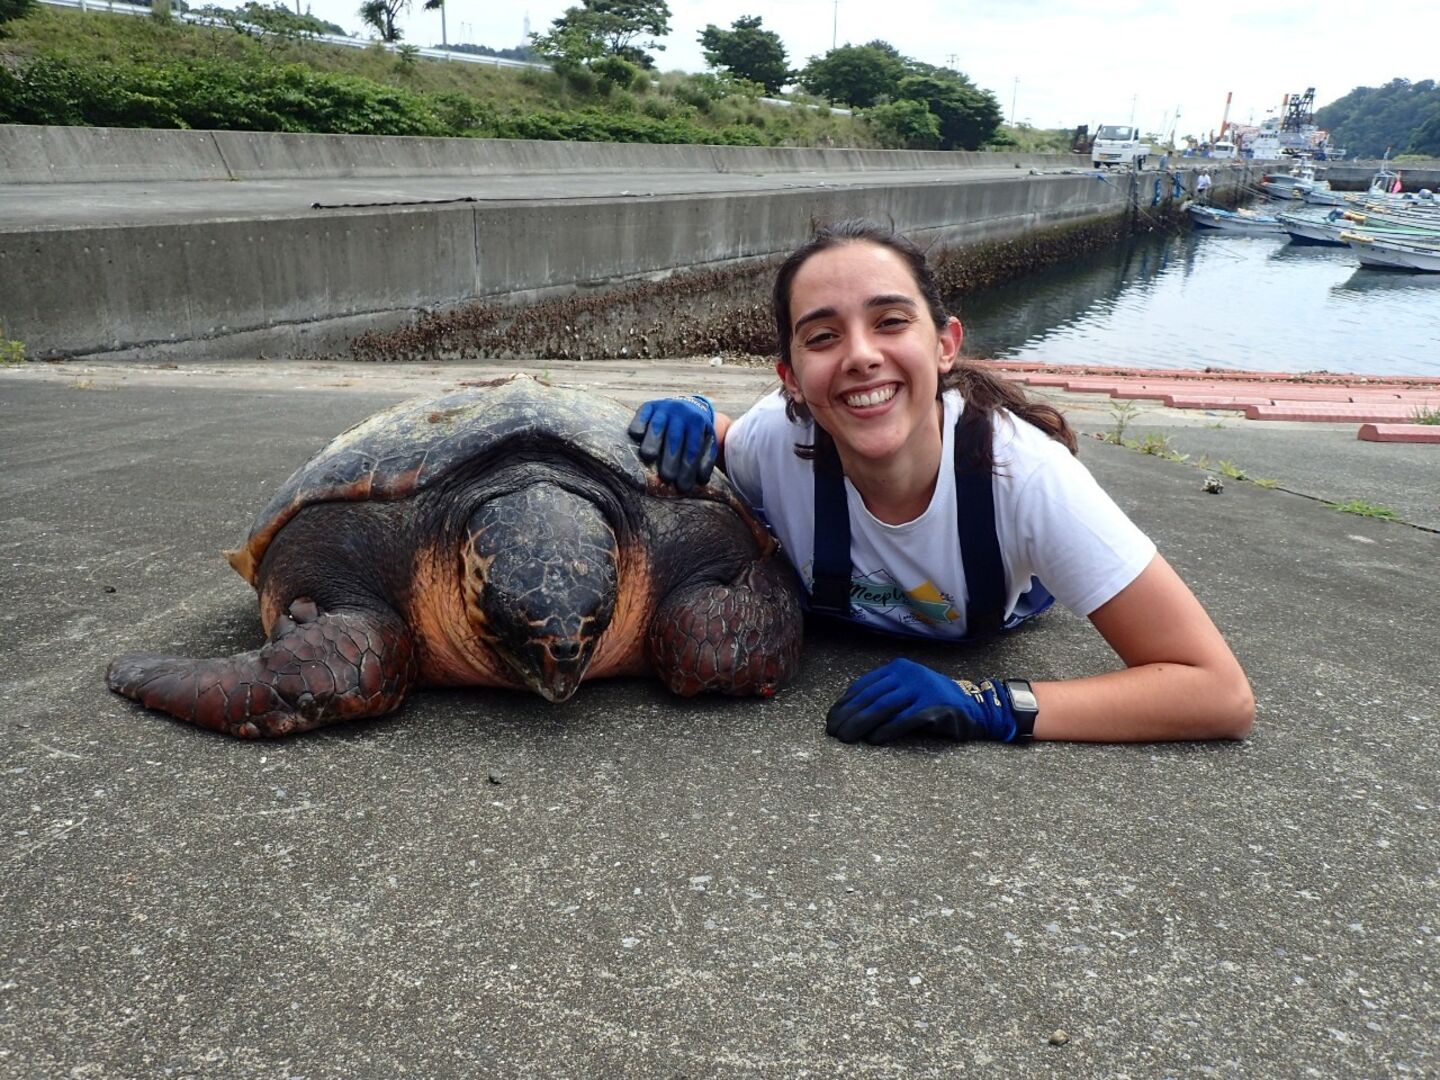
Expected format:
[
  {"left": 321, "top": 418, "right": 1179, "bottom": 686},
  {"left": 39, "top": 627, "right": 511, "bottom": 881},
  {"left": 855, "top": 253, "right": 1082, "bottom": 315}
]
[
  {"left": 1, "top": 324, "right": 24, "bottom": 366},
  {"left": 1411, "top": 406, "right": 1440, "bottom": 426},
  {"left": 1136, "top": 432, "right": 1188, "bottom": 462},
  {"left": 1327, "top": 500, "right": 1399, "bottom": 520},
  {"left": 1104, "top": 400, "right": 1142, "bottom": 444}
]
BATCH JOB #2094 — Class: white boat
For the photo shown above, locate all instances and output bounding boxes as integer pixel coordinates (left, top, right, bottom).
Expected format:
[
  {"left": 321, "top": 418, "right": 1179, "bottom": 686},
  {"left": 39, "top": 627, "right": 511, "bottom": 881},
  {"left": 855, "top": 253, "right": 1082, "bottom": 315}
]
[
  {"left": 1341, "top": 231, "right": 1440, "bottom": 272},
  {"left": 1189, "top": 204, "right": 1286, "bottom": 235},
  {"left": 1260, "top": 160, "right": 1331, "bottom": 200},
  {"left": 1282, "top": 203, "right": 1440, "bottom": 245},
  {"left": 1278, "top": 210, "right": 1349, "bottom": 245},
  {"left": 1340, "top": 205, "right": 1440, "bottom": 235}
]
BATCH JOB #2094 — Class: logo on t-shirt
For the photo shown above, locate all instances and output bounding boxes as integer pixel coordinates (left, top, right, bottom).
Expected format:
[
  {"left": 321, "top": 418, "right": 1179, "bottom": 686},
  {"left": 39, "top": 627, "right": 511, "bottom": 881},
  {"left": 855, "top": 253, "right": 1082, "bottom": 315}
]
[{"left": 810, "top": 566, "right": 960, "bottom": 626}]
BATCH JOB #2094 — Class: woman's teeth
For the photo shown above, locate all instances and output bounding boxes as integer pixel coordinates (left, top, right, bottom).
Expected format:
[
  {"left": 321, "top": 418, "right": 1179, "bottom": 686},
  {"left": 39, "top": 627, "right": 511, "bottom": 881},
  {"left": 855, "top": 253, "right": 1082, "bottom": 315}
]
[{"left": 844, "top": 385, "right": 897, "bottom": 408}]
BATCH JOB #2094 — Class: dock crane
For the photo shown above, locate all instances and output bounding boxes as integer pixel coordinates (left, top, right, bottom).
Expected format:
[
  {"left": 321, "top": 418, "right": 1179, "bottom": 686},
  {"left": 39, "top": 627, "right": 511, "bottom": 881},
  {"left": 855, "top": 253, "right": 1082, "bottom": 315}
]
[{"left": 1216, "top": 91, "right": 1233, "bottom": 143}]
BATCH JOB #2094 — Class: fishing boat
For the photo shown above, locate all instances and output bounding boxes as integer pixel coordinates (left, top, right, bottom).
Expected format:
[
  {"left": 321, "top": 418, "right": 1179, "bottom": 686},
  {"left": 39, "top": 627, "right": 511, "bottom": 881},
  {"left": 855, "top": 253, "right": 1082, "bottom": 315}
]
[
  {"left": 1189, "top": 204, "right": 1286, "bottom": 235},
  {"left": 1277, "top": 210, "right": 1349, "bottom": 245},
  {"left": 1340, "top": 231, "right": 1440, "bottom": 272},
  {"left": 1280, "top": 207, "right": 1440, "bottom": 246},
  {"left": 1259, "top": 160, "right": 1331, "bottom": 200},
  {"left": 1339, "top": 206, "right": 1440, "bottom": 236}
]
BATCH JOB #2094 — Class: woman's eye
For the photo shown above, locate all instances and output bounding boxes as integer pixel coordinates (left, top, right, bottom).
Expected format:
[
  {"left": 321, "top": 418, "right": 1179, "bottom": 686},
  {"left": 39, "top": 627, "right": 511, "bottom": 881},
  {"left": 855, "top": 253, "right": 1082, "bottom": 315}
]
[
  {"left": 803, "top": 330, "right": 836, "bottom": 347},
  {"left": 878, "top": 314, "right": 911, "bottom": 329}
]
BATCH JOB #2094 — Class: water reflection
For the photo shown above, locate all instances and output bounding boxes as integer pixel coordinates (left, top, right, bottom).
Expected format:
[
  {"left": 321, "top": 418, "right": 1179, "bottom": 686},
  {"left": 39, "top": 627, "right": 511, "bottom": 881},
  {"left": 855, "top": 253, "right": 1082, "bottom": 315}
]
[
  {"left": 1331, "top": 267, "right": 1440, "bottom": 299},
  {"left": 959, "top": 230, "right": 1440, "bottom": 376}
]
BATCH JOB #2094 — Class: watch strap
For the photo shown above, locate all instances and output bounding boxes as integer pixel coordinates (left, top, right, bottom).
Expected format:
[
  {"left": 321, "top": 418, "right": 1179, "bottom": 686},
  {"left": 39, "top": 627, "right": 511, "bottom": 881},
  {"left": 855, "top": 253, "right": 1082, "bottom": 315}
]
[{"left": 1004, "top": 678, "right": 1039, "bottom": 742}]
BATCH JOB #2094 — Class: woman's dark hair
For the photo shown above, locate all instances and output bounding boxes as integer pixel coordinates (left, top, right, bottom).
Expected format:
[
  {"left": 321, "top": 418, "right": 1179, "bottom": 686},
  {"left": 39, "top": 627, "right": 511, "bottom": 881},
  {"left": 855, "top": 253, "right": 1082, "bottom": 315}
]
[{"left": 772, "top": 219, "right": 1078, "bottom": 467}]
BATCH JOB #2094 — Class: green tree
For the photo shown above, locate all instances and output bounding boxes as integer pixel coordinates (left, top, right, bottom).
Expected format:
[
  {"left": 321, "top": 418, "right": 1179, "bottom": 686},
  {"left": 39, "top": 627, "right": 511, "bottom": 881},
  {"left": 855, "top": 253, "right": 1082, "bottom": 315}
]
[
  {"left": 1410, "top": 109, "right": 1440, "bottom": 157},
  {"left": 358, "top": 0, "right": 442, "bottom": 43},
  {"left": 798, "top": 42, "right": 907, "bottom": 108},
  {"left": 864, "top": 99, "right": 939, "bottom": 149},
  {"left": 0, "top": 0, "right": 36, "bottom": 31},
  {"left": 1315, "top": 78, "right": 1440, "bottom": 159},
  {"left": 698, "top": 15, "right": 789, "bottom": 95},
  {"left": 532, "top": 0, "right": 671, "bottom": 70},
  {"left": 895, "top": 72, "right": 1002, "bottom": 150}
]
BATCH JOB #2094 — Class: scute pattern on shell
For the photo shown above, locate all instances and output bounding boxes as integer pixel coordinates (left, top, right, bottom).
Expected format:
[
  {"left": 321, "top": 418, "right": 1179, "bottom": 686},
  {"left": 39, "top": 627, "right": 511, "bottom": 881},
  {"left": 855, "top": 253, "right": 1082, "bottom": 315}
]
[{"left": 225, "top": 374, "right": 760, "bottom": 584}]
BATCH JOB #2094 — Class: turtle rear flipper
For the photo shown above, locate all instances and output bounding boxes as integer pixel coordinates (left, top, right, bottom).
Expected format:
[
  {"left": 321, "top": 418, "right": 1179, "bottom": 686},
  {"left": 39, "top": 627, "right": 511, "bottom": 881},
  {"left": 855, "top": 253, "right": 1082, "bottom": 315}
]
[
  {"left": 106, "top": 607, "right": 417, "bottom": 738},
  {"left": 648, "top": 553, "right": 803, "bottom": 698}
]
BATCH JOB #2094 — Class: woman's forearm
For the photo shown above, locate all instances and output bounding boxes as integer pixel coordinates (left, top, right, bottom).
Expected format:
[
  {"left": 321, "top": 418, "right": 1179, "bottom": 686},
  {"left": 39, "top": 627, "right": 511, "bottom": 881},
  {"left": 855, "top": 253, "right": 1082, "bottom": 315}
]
[{"left": 1032, "top": 661, "right": 1254, "bottom": 742}]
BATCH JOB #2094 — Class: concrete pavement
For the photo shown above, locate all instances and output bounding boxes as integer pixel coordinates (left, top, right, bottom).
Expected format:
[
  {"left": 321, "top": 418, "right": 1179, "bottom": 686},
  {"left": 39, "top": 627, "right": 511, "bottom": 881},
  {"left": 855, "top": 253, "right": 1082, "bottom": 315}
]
[{"left": 1, "top": 359, "right": 1436, "bottom": 1078}]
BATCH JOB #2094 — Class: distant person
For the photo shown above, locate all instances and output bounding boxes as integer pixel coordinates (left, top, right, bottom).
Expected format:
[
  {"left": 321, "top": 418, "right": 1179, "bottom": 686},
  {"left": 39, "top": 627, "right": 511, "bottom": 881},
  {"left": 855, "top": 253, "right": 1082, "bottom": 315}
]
[
  {"left": 629, "top": 220, "right": 1254, "bottom": 748},
  {"left": 1196, "top": 170, "right": 1213, "bottom": 203}
]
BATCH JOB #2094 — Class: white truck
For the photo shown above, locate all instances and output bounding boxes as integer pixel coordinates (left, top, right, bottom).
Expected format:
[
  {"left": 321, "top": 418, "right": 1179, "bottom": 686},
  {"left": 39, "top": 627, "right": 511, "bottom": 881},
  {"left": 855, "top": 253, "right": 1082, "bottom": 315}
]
[{"left": 1091, "top": 124, "right": 1150, "bottom": 169}]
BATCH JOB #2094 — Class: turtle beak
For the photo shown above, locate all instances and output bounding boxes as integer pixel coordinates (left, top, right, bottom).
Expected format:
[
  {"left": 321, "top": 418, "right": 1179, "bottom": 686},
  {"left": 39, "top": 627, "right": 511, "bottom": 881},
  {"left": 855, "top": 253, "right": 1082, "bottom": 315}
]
[
  {"left": 533, "top": 638, "right": 590, "bottom": 703},
  {"left": 488, "top": 636, "right": 593, "bottom": 703}
]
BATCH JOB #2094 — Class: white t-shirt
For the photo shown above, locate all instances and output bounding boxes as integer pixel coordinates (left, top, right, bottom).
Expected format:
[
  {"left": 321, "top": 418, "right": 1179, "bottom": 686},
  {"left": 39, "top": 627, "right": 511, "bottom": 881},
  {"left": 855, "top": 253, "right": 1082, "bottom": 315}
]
[{"left": 723, "top": 388, "right": 1156, "bottom": 639}]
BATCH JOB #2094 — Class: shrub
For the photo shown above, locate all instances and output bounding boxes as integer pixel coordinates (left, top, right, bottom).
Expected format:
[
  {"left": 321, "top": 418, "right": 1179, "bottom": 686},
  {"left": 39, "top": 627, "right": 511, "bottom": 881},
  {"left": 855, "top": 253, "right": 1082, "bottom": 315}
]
[
  {"left": 864, "top": 99, "right": 940, "bottom": 149},
  {"left": 1, "top": 54, "right": 448, "bottom": 135},
  {"left": 590, "top": 55, "right": 644, "bottom": 94},
  {"left": 0, "top": 0, "right": 36, "bottom": 30},
  {"left": 429, "top": 91, "right": 496, "bottom": 135}
]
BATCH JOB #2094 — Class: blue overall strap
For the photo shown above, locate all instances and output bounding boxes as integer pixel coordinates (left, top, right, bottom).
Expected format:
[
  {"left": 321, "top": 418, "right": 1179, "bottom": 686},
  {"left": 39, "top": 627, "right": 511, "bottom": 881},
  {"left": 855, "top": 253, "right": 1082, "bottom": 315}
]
[
  {"left": 810, "top": 433, "right": 852, "bottom": 616},
  {"left": 954, "top": 407, "right": 1006, "bottom": 638}
]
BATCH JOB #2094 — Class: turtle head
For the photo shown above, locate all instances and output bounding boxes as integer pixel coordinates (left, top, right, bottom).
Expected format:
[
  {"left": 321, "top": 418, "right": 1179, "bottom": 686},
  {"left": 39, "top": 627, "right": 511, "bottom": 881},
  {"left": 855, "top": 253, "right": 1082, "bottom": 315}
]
[{"left": 464, "top": 484, "right": 619, "bottom": 703}]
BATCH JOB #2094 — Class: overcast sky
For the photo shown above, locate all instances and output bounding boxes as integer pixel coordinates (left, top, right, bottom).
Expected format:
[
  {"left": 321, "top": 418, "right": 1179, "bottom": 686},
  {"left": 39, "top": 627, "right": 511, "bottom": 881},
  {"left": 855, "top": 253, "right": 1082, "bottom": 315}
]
[{"left": 296, "top": 0, "right": 1437, "bottom": 140}]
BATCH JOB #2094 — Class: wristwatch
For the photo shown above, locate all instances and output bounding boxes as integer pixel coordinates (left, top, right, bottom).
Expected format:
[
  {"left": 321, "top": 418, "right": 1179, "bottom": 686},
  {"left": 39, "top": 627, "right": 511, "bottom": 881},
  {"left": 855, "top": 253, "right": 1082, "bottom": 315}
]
[{"left": 1004, "top": 678, "right": 1039, "bottom": 742}]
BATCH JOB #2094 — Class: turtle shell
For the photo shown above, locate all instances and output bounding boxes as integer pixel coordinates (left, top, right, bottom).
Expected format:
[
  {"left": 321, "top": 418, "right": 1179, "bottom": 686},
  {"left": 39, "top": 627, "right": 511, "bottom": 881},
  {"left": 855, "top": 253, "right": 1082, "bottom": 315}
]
[{"left": 225, "top": 374, "right": 769, "bottom": 584}]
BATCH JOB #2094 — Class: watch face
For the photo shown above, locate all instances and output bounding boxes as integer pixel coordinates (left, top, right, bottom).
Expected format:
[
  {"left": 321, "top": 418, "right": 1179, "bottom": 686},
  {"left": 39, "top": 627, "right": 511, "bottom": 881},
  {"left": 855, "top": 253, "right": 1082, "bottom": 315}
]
[{"left": 1007, "top": 681, "right": 1039, "bottom": 714}]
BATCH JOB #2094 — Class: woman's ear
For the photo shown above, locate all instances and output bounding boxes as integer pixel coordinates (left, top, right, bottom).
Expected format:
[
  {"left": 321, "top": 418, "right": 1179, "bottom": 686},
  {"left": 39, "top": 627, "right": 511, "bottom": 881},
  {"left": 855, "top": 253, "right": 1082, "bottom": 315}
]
[
  {"left": 938, "top": 317, "right": 963, "bottom": 373},
  {"left": 776, "top": 359, "right": 803, "bottom": 403}
]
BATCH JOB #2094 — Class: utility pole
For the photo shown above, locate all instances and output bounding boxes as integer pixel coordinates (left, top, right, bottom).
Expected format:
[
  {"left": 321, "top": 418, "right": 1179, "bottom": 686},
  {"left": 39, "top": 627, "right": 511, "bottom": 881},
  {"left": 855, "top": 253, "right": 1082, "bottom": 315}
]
[
  {"left": 439, "top": 0, "right": 447, "bottom": 47},
  {"left": 1010, "top": 77, "right": 1018, "bottom": 126},
  {"left": 832, "top": 0, "right": 838, "bottom": 50},
  {"left": 1129, "top": 93, "right": 1137, "bottom": 127}
]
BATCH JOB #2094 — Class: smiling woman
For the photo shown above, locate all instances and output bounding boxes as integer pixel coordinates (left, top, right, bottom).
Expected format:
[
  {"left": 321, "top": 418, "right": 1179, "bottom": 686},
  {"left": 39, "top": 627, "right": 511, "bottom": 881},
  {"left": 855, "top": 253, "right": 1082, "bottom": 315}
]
[{"left": 629, "top": 219, "right": 1255, "bottom": 748}]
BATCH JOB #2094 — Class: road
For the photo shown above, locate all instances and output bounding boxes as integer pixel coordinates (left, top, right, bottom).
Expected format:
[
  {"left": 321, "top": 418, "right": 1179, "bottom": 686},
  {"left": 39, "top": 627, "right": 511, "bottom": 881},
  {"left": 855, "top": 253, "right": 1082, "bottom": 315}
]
[{"left": 1, "top": 358, "right": 1435, "bottom": 1078}]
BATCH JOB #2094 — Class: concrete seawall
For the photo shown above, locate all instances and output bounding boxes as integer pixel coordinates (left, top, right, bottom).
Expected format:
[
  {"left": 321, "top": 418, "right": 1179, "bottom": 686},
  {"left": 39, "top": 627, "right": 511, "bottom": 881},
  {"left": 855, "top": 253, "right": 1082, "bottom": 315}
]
[
  {"left": 0, "top": 124, "right": 1076, "bottom": 184},
  {"left": 0, "top": 126, "right": 1247, "bottom": 361},
  {"left": 1316, "top": 160, "right": 1440, "bottom": 190}
]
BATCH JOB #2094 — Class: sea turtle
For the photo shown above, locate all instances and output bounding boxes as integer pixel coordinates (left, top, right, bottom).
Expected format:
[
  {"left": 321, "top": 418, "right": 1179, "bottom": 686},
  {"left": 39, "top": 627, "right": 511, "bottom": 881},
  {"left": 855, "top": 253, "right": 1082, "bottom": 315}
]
[{"left": 106, "top": 374, "right": 803, "bottom": 738}]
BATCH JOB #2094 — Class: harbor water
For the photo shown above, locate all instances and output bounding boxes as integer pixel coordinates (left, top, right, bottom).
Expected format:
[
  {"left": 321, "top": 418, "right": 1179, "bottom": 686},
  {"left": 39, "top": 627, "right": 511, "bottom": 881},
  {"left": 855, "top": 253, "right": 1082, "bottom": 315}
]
[{"left": 958, "top": 227, "right": 1440, "bottom": 378}]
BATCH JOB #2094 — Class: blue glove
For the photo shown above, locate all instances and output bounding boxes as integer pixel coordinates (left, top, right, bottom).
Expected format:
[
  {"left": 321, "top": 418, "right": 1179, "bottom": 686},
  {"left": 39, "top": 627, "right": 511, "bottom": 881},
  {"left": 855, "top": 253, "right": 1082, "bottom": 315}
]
[
  {"left": 627, "top": 395, "right": 718, "bottom": 493},
  {"left": 825, "top": 659, "right": 1019, "bottom": 745}
]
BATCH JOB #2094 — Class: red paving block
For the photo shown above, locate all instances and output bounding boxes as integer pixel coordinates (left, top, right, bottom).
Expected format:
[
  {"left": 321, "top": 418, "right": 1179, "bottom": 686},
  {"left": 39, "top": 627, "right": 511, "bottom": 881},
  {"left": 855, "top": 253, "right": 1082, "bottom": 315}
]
[
  {"left": 990, "top": 362, "right": 1440, "bottom": 388},
  {"left": 1162, "top": 394, "right": 1272, "bottom": 410},
  {"left": 1357, "top": 423, "right": 1440, "bottom": 443},
  {"left": 1012, "top": 374, "right": 1076, "bottom": 387},
  {"left": 1246, "top": 403, "right": 1423, "bottom": 423}
]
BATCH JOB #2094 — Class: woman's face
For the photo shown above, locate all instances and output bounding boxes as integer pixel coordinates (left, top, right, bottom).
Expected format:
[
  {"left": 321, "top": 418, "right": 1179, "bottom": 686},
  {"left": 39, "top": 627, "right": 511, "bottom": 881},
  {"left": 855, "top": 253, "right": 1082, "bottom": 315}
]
[{"left": 778, "top": 241, "right": 962, "bottom": 470}]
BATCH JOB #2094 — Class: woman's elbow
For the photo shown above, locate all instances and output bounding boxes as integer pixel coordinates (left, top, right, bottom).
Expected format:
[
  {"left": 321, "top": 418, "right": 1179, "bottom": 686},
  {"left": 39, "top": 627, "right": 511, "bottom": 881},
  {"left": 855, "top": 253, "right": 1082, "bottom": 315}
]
[{"left": 1215, "top": 671, "right": 1255, "bottom": 740}]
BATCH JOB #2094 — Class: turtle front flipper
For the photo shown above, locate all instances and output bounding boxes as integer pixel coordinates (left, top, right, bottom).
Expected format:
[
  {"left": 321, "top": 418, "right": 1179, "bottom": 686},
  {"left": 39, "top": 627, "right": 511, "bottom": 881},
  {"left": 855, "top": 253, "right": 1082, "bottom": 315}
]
[
  {"left": 648, "top": 553, "right": 803, "bottom": 698},
  {"left": 106, "top": 603, "right": 417, "bottom": 738}
]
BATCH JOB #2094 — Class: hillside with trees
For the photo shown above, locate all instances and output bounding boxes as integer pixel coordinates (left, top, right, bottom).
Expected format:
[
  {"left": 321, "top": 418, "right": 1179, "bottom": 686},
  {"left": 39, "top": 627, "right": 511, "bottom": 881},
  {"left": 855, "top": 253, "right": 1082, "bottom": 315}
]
[
  {"left": 1316, "top": 79, "right": 1440, "bottom": 160},
  {"left": 1, "top": 3, "right": 1009, "bottom": 151}
]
